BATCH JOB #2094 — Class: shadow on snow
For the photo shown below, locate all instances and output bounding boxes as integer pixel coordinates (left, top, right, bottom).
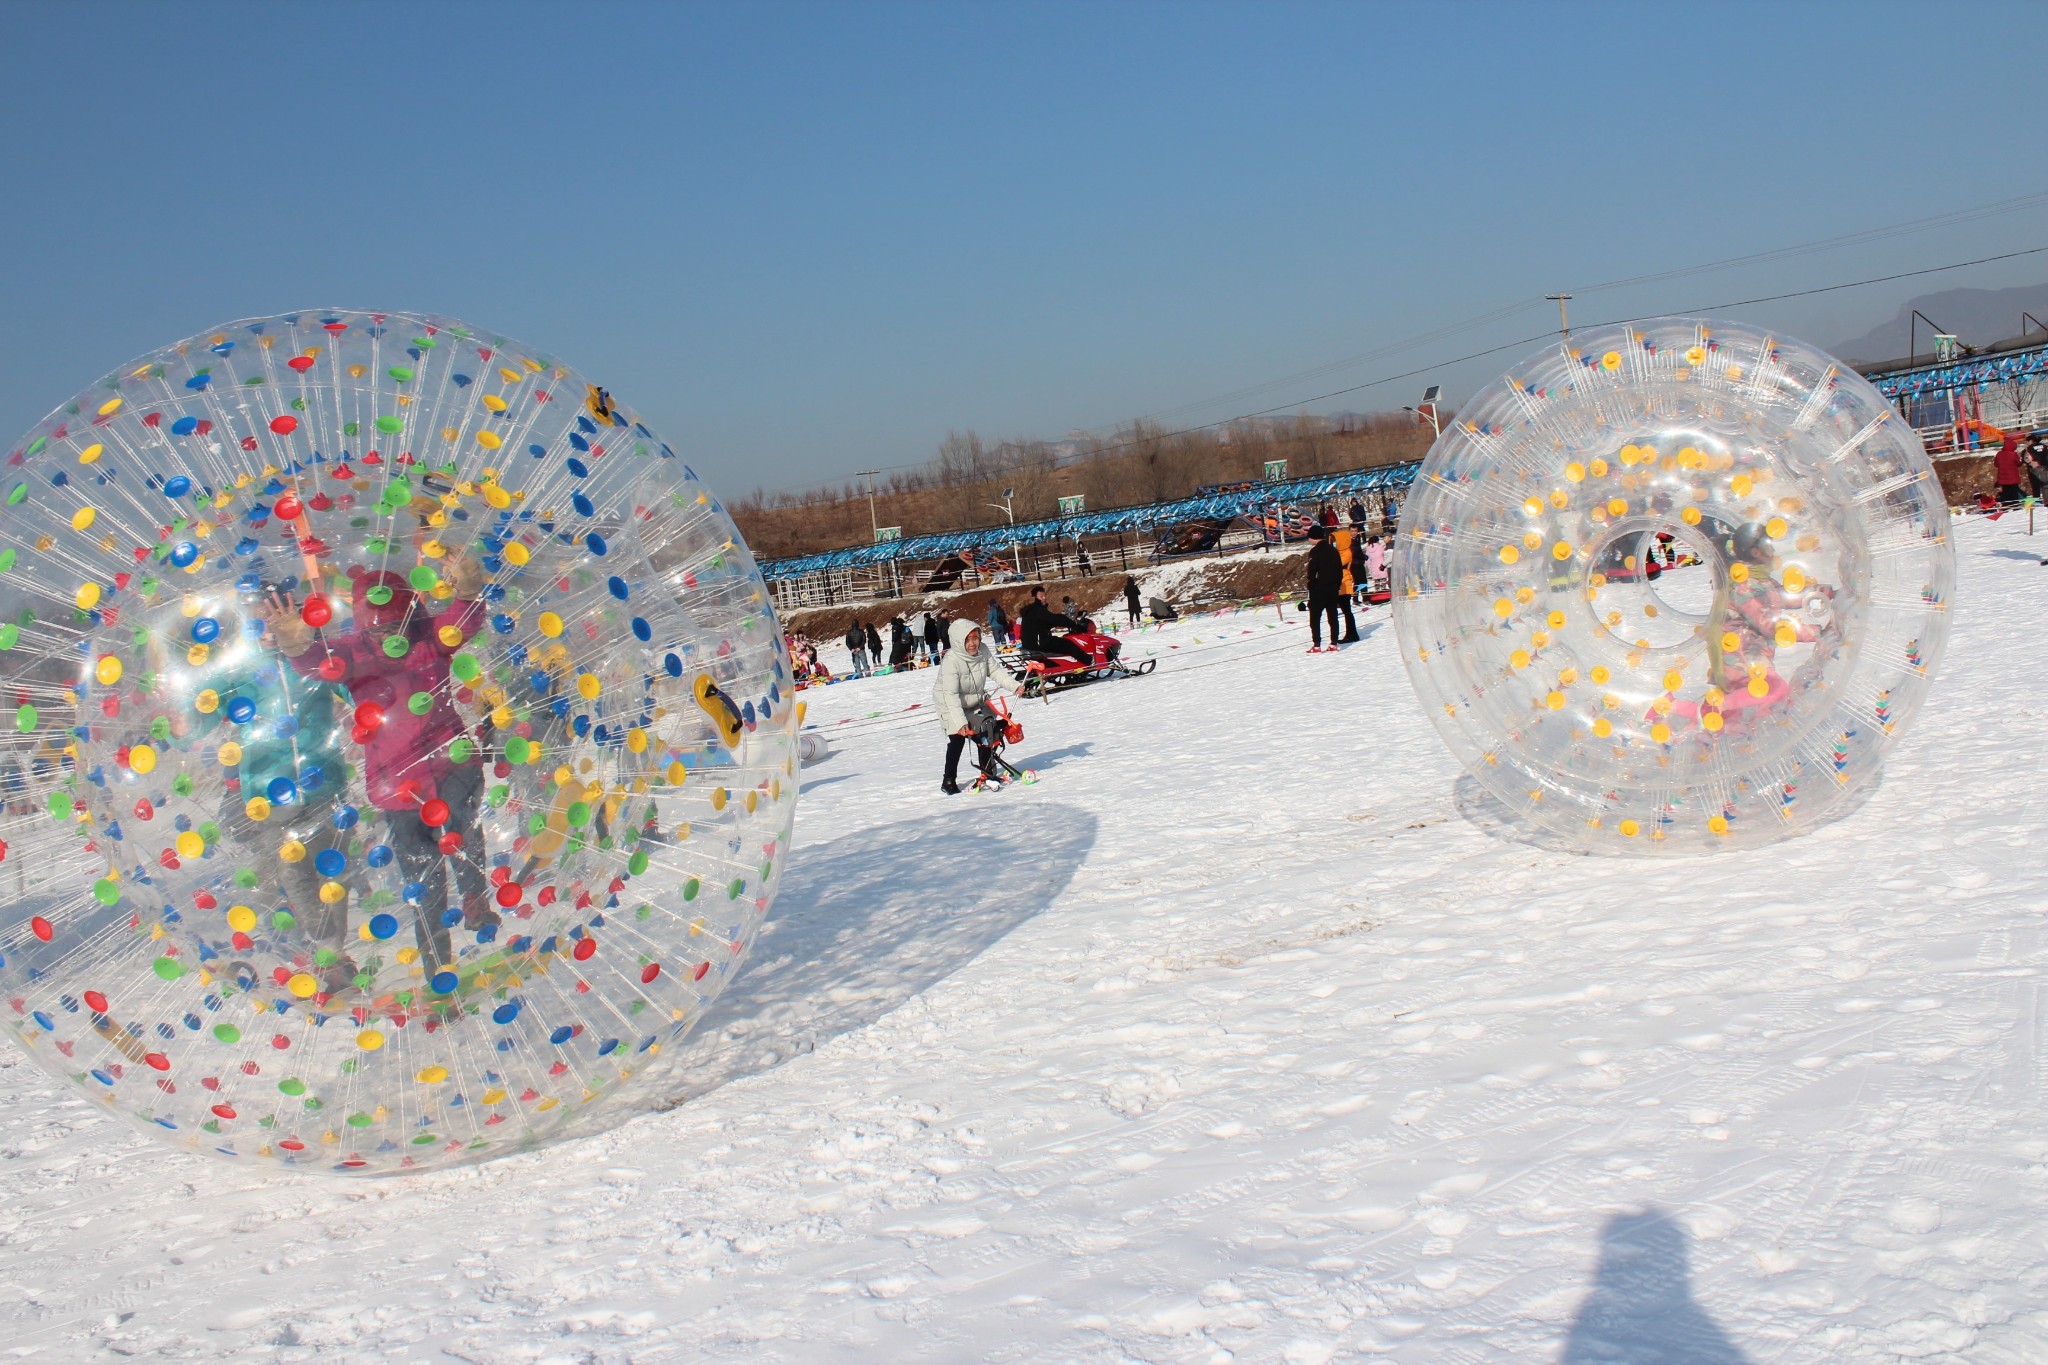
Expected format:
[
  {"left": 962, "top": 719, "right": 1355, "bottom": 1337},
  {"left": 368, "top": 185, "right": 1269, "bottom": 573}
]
[
  {"left": 656, "top": 804, "right": 1097, "bottom": 1109},
  {"left": 1560, "top": 1207, "right": 1751, "bottom": 1364}
]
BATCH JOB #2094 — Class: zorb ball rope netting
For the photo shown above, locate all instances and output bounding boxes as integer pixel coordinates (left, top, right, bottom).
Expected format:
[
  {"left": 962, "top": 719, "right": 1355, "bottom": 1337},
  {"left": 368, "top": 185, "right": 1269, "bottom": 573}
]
[
  {"left": 0, "top": 310, "right": 798, "bottom": 1173},
  {"left": 1391, "top": 318, "right": 1953, "bottom": 854}
]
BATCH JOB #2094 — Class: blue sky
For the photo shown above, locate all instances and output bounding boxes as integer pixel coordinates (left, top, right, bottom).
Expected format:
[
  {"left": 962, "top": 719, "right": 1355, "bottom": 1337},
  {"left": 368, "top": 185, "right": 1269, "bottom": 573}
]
[{"left": 2, "top": 1, "right": 2044, "bottom": 496}]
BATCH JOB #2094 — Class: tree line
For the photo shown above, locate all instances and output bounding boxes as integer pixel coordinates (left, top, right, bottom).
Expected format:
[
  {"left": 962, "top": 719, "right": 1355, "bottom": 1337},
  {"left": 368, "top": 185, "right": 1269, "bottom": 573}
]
[{"left": 729, "top": 411, "right": 1432, "bottom": 561}]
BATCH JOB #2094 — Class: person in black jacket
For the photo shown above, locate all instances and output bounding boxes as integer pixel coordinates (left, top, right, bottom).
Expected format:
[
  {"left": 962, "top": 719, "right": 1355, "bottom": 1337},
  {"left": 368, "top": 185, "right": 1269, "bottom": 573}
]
[
  {"left": 844, "top": 620, "right": 868, "bottom": 676},
  {"left": 864, "top": 620, "right": 883, "bottom": 667},
  {"left": 1019, "top": 585, "right": 1091, "bottom": 666},
  {"left": 1305, "top": 525, "right": 1344, "bottom": 652},
  {"left": 889, "top": 616, "right": 915, "bottom": 667},
  {"left": 1122, "top": 576, "right": 1141, "bottom": 628},
  {"left": 923, "top": 611, "right": 946, "bottom": 661}
]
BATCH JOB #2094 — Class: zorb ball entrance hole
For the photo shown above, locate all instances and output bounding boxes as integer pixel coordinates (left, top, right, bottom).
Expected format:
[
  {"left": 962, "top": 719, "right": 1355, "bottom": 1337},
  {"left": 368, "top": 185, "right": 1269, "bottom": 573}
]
[
  {"left": 1392, "top": 318, "right": 1954, "bottom": 854},
  {"left": 0, "top": 310, "right": 798, "bottom": 1174}
]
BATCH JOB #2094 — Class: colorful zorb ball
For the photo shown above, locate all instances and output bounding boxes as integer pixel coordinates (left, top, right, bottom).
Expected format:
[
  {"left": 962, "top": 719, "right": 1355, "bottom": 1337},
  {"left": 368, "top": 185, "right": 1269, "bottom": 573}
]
[
  {"left": 0, "top": 310, "right": 797, "bottom": 1173},
  {"left": 1391, "top": 317, "right": 1953, "bottom": 854}
]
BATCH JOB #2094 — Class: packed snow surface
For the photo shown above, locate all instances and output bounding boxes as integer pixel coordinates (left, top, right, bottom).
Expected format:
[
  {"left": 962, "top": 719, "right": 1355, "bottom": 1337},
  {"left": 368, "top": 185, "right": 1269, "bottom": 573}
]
[{"left": 4, "top": 516, "right": 2046, "bottom": 1363}]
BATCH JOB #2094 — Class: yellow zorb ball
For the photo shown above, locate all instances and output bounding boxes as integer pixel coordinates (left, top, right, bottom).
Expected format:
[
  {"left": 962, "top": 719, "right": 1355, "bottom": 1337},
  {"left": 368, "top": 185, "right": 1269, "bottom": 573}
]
[{"left": 1391, "top": 317, "right": 1953, "bottom": 853}]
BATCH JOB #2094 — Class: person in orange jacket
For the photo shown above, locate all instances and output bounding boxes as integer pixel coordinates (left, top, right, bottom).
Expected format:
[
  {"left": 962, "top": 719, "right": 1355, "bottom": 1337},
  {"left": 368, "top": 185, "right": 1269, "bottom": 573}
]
[{"left": 1329, "top": 526, "right": 1362, "bottom": 643}]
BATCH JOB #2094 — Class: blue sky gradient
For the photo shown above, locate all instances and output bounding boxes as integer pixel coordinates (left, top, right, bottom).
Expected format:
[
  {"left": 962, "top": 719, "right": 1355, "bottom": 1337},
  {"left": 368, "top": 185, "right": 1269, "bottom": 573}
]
[{"left": 2, "top": 1, "right": 2044, "bottom": 495}]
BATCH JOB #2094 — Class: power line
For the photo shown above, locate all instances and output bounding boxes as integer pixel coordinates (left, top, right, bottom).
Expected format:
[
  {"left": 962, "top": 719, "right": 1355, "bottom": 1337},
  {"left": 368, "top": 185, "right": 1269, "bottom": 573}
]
[
  {"left": 771, "top": 228, "right": 2048, "bottom": 494},
  {"left": 1123, "top": 187, "right": 2048, "bottom": 429},
  {"left": 1024, "top": 242, "right": 2048, "bottom": 461}
]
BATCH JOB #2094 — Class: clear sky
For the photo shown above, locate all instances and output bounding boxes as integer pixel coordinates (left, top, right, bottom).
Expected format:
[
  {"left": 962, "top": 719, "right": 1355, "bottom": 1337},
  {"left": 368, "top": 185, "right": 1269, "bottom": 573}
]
[{"left": 2, "top": 1, "right": 2044, "bottom": 497}]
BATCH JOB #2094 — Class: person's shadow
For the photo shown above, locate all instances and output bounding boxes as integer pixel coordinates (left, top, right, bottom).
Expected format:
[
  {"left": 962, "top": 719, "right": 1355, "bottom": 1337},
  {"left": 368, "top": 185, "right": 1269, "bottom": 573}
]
[
  {"left": 654, "top": 804, "right": 1097, "bottom": 1109},
  {"left": 1561, "top": 1208, "right": 1751, "bottom": 1364}
]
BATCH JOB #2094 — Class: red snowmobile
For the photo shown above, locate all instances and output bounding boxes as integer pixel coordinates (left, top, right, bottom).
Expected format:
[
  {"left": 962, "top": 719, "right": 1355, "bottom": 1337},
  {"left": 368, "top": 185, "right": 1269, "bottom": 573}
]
[{"left": 1004, "top": 618, "right": 1157, "bottom": 698}]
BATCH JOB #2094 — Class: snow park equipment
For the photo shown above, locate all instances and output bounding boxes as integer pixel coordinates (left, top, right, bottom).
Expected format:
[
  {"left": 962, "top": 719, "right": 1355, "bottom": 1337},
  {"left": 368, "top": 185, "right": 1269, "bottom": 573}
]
[
  {"left": 1009, "top": 621, "right": 1157, "bottom": 698},
  {"left": 967, "top": 694, "right": 1036, "bottom": 791},
  {"left": 1391, "top": 318, "right": 1953, "bottom": 854},
  {"left": 0, "top": 311, "right": 797, "bottom": 1174}
]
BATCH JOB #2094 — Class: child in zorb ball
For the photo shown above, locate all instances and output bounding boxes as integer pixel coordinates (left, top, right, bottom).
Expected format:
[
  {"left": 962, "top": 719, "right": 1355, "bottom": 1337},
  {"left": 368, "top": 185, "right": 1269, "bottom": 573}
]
[
  {"left": 190, "top": 597, "right": 356, "bottom": 995},
  {"left": 0, "top": 309, "right": 798, "bottom": 1175},
  {"left": 258, "top": 549, "right": 491, "bottom": 978}
]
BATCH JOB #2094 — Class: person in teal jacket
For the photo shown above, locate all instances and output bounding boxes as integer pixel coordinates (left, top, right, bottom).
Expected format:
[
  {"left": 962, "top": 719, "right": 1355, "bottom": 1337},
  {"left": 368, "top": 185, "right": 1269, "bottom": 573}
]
[{"left": 200, "top": 608, "right": 357, "bottom": 995}]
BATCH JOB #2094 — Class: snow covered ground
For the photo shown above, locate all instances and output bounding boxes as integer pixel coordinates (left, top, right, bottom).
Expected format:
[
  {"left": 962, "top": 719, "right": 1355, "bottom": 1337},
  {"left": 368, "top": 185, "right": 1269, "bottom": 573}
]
[{"left": 4, "top": 514, "right": 2047, "bottom": 1363}]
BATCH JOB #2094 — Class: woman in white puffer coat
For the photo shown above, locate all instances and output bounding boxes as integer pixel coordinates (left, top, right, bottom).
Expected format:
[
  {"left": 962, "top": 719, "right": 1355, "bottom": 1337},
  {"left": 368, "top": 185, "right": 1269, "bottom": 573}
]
[{"left": 932, "top": 616, "right": 1026, "bottom": 794}]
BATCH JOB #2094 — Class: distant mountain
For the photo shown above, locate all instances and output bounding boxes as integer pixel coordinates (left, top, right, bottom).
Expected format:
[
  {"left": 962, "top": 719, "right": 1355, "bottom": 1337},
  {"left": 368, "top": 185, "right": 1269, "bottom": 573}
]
[{"left": 1831, "top": 282, "right": 2048, "bottom": 365}]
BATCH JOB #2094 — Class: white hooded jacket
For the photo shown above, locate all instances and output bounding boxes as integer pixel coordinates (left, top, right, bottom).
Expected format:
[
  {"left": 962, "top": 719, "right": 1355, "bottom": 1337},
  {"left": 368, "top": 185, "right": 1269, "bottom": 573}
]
[{"left": 932, "top": 617, "right": 1023, "bottom": 734}]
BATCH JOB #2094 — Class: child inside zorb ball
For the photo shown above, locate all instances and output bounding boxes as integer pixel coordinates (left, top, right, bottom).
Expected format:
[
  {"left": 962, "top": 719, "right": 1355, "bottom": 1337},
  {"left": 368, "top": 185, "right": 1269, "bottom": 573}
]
[{"left": 0, "top": 310, "right": 798, "bottom": 1173}]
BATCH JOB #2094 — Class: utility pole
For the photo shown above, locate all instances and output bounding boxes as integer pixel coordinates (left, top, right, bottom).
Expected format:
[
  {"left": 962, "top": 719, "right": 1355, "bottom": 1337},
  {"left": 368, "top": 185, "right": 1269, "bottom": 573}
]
[
  {"left": 855, "top": 469, "right": 880, "bottom": 538},
  {"left": 1546, "top": 293, "right": 1572, "bottom": 339},
  {"left": 855, "top": 468, "right": 899, "bottom": 599},
  {"left": 986, "top": 488, "right": 1020, "bottom": 587}
]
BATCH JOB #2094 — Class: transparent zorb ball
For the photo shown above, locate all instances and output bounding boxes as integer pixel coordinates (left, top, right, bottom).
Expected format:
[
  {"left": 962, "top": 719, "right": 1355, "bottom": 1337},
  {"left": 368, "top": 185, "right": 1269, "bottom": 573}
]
[
  {"left": 1391, "top": 318, "right": 1952, "bottom": 853},
  {"left": 0, "top": 310, "right": 798, "bottom": 1173}
]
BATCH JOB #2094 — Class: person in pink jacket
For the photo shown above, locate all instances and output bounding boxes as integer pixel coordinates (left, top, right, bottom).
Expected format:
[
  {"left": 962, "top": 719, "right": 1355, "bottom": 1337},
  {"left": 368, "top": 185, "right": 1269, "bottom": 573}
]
[{"left": 258, "top": 554, "right": 490, "bottom": 977}]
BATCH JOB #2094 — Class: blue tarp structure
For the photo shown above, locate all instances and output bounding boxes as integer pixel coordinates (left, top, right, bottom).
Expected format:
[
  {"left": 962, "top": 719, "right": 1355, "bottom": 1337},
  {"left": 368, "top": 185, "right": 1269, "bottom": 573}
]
[
  {"left": 1865, "top": 340, "right": 2048, "bottom": 401},
  {"left": 761, "top": 461, "right": 1420, "bottom": 582}
]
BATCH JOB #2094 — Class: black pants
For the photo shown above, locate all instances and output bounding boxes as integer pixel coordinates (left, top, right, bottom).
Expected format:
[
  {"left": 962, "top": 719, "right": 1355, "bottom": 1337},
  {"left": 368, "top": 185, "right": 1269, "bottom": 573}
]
[
  {"left": 223, "top": 796, "right": 349, "bottom": 952},
  {"left": 944, "top": 733, "right": 995, "bottom": 786},
  {"left": 387, "top": 761, "right": 488, "bottom": 973},
  {"left": 1337, "top": 596, "right": 1358, "bottom": 642},
  {"left": 1997, "top": 483, "right": 2027, "bottom": 505},
  {"left": 1308, "top": 595, "right": 1341, "bottom": 647}
]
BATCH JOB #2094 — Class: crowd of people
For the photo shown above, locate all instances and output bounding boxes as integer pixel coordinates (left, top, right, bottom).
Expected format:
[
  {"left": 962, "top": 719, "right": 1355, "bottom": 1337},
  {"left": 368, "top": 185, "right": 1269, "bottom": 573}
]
[
  {"left": 804, "top": 532, "right": 1409, "bottom": 790},
  {"left": 1959, "top": 420, "right": 2048, "bottom": 507},
  {"left": 829, "top": 608, "right": 958, "bottom": 679}
]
